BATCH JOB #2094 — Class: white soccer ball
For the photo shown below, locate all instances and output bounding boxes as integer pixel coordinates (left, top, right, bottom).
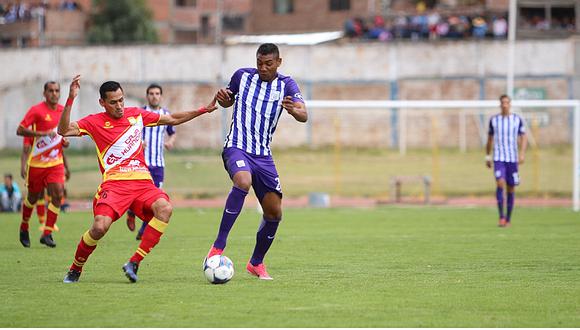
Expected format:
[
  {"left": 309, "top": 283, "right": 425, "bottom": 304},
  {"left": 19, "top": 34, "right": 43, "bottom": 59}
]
[{"left": 203, "top": 255, "right": 234, "bottom": 284}]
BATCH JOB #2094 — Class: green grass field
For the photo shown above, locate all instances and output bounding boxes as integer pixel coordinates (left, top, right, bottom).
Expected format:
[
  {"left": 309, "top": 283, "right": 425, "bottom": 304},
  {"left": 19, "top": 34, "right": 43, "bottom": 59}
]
[{"left": 1, "top": 206, "right": 579, "bottom": 327}]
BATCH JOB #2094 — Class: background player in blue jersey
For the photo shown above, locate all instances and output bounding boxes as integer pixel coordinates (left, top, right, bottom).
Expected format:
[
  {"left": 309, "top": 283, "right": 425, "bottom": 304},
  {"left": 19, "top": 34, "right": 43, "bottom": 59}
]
[
  {"left": 126, "top": 83, "right": 176, "bottom": 239},
  {"left": 207, "top": 43, "right": 308, "bottom": 280},
  {"left": 485, "top": 94, "right": 527, "bottom": 227}
]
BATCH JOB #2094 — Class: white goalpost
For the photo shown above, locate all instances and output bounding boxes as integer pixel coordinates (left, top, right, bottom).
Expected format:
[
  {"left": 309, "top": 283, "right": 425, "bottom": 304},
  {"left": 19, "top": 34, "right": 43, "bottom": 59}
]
[{"left": 307, "top": 99, "right": 580, "bottom": 211}]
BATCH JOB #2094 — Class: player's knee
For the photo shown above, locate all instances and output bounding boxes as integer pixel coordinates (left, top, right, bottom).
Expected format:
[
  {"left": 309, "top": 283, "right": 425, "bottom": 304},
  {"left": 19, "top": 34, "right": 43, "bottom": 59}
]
[
  {"left": 91, "top": 216, "right": 111, "bottom": 239},
  {"left": 233, "top": 172, "right": 252, "bottom": 191},
  {"left": 153, "top": 199, "right": 173, "bottom": 221}
]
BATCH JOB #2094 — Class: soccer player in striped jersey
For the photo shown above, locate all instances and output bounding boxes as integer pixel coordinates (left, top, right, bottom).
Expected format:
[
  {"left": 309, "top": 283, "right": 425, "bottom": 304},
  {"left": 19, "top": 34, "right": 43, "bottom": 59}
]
[
  {"left": 58, "top": 75, "right": 217, "bottom": 283},
  {"left": 485, "top": 94, "right": 527, "bottom": 227},
  {"left": 125, "top": 84, "right": 176, "bottom": 240},
  {"left": 206, "top": 43, "right": 308, "bottom": 280}
]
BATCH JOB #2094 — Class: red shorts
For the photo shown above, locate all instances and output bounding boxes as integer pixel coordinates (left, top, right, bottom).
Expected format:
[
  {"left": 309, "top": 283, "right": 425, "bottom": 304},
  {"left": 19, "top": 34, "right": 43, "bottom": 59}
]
[
  {"left": 26, "top": 164, "right": 65, "bottom": 193},
  {"left": 92, "top": 179, "right": 169, "bottom": 222}
]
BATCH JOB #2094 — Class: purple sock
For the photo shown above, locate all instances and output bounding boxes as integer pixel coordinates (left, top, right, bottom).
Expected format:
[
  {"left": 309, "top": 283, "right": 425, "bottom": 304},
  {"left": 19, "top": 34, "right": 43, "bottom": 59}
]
[
  {"left": 496, "top": 187, "right": 504, "bottom": 219},
  {"left": 250, "top": 217, "right": 280, "bottom": 266},
  {"left": 506, "top": 191, "right": 514, "bottom": 222},
  {"left": 213, "top": 186, "right": 248, "bottom": 249}
]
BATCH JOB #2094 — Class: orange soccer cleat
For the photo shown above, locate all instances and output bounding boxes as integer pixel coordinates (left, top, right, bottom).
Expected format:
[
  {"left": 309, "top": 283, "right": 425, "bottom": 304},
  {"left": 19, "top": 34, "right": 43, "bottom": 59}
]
[
  {"left": 498, "top": 218, "right": 507, "bottom": 227},
  {"left": 246, "top": 262, "right": 273, "bottom": 280},
  {"left": 206, "top": 245, "right": 223, "bottom": 259}
]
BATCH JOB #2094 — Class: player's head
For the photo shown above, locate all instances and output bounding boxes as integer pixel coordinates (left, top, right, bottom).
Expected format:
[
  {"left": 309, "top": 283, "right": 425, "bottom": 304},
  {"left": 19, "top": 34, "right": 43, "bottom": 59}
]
[
  {"left": 4, "top": 173, "right": 13, "bottom": 186},
  {"left": 499, "top": 94, "right": 511, "bottom": 113},
  {"left": 146, "top": 83, "right": 163, "bottom": 108},
  {"left": 43, "top": 81, "right": 60, "bottom": 106},
  {"left": 99, "top": 81, "right": 125, "bottom": 119},
  {"left": 256, "top": 43, "right": 281, "bottom": 82}
]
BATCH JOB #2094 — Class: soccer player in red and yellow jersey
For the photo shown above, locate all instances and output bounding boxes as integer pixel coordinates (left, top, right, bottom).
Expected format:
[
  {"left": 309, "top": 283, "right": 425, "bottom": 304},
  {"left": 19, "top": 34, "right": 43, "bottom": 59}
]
[
  {"left": 16, "top": 81, "right": 67, "bottom": 248},
  {"left": 58, "top": 75, "right": 217, "bottom": 283}
]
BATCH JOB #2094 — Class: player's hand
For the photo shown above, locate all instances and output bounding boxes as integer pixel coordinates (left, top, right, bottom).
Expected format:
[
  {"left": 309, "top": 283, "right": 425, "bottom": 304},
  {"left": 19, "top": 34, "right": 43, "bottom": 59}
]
[
  {"left": 20, "top": 167, "right": 26, "bottom": 180},
  {"left": 519, "top": 154, "right": 525, "bottom": 165},
  {"left": 69, "top": 74, "right": 81, "bottom": 100},
  {"left": 39, "top": 130, "right": 57, "bottom": 138},
  {"left": 282, "top": 96, "right": 295, "bottom": 114},
  {"left": 62, "top": 137, "right": 70, "bottom": 148},
  {"left": 65, "top": 167, "right": 71, "bottom": 181},
  {"left": 485, "top": 160, "right": 492, "bottom": 168},
  {"left": 216, "top": 89, "right": 233, "bottom": 103},
  {"left": 204, "top": 97, "right": 218, "bottom": 113},
  {"left": 164, "top": 140, "right": 174, "bottom": 150}
]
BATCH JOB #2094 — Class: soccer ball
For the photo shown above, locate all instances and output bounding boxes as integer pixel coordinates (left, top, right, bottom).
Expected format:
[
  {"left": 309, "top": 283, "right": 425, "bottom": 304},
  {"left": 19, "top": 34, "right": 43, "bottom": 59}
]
[{"left": 203, "top": 255, "right": 234, "bottom": 284}]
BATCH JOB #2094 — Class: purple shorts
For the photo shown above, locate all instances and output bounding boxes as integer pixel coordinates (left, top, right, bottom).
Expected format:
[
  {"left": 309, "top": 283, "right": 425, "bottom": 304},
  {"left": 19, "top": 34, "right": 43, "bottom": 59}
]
[
  {"left": 494, "top": 161, "right": 520, "bottom": 186},
  {"left": 148, "top": 166, "right": 164, "bottom": 188},
  {"left": 222, "top": 147, "right": 282, "bottom": 201}
]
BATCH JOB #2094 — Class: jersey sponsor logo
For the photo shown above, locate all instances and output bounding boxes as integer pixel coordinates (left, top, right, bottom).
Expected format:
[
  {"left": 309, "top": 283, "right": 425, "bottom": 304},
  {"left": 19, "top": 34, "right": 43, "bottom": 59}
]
[
  {"left": 235, "top": 160, "right": 246, "bottom": 168},
  {"left": 102, "top": 116, "right": 144, "bottom": 171},
  {"left": 294, "top": 93, "right": 304, "bottom": 101},
  {"left": 31, "top": 134, "right": 62, "bottom": 157}
]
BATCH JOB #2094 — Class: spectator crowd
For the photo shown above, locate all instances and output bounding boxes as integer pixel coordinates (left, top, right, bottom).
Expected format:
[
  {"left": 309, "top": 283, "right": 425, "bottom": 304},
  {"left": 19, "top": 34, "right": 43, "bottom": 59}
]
[{"left": 0, "top": 1, "right": 79, "bottom": 25}]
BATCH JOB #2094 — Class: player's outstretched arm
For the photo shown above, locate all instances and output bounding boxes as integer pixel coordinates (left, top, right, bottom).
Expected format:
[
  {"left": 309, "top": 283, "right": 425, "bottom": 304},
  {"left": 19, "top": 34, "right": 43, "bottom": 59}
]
[
  {"left": 158, "top": 97, "right": 218, "bottom": 126},
  {"left": 282, "top": 96, "right": 308, "bottom": 123},
  {"left": 58, "top": 75, "right": 82, "bottom": 137}
]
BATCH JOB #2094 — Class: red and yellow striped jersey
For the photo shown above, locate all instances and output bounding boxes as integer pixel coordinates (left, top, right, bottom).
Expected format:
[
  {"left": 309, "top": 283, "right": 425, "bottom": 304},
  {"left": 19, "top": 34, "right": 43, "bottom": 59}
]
[
  {"left": 19, "top": 102, "right": 65, "bottom": 168},
  {"left": 76, "top": 107, "right": 161, "bottom": 182}
]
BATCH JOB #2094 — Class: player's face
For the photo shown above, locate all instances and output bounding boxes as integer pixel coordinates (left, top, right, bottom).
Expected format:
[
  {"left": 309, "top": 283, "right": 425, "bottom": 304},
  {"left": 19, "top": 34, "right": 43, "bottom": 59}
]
[
  {"left": 147, "top": 88, "right": 162, "bottom": 108},
  {"left": 500, "top": 97, "right": 511, "bottom": 113},
  {"left": 43, "top": 83, "right": 60, "bottom": 106},
  {"left": 99, "top": 88, "right": 125, "bottom": 119},
  {"left": 257, "top": 53, "right": 281, "bottom": 82}
]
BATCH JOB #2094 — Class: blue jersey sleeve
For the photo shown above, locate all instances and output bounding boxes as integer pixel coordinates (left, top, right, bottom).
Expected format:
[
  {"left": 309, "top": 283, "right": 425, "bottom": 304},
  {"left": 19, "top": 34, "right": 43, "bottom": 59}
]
[
  {"left": 283, "top": 78, "right": 305, "bottom": 103},
  {"left": 226, "top": 69, "right": 245, "bottom": 95},
  {"left": 167, "top": 125, "right": 176, "bottom": 136},
  {"left": 488, "top": 118, "right": 494, "bottom": 135}
]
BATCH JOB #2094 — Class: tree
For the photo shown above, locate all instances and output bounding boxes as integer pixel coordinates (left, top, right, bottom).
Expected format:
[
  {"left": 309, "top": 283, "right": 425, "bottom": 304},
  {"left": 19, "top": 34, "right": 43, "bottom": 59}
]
[{"left": 87, "top": 0, "right": 158, "bottom": 45}]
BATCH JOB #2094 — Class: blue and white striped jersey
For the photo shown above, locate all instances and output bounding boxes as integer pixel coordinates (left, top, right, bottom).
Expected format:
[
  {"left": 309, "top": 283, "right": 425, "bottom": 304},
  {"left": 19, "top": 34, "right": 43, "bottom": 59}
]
[
  {"left": 488, "top": 113, "right": 526, "bottom": 163},
  {"left": 142, "top": 106, "right": 175, "bottom": 167},
  {"left": 223, "top": 68, "right": 304, "bottom": 156}
]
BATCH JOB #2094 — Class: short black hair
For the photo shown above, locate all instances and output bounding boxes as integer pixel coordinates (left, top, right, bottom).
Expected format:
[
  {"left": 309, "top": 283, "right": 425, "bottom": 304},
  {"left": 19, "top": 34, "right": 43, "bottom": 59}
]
[
  {"left": 257, "top": 43, "right": 279, "bottom": 58},
  {"left": 4, "top": 173, "right": 12, "bottom": 180},
  {"left": 499, "top": 94, "right": 511, "bottom": 101},
  {"left": 146, "top": 83, "right": 163, "bottom": 95},
  {"left": 99, "top": 81, "right": 123, "bottom": 99},
  {"left": 43, "top": 81, "right": 59, "bottom": 92}
]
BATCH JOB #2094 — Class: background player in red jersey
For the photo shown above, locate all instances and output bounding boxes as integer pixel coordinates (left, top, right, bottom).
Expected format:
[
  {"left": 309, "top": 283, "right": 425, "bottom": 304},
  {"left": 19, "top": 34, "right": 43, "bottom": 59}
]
[
  {"left": 58, "top": 75, "right": 217, "bottom": 283},
  {"left": 16, "top": 81, "right": 67, "bottom": 248}
]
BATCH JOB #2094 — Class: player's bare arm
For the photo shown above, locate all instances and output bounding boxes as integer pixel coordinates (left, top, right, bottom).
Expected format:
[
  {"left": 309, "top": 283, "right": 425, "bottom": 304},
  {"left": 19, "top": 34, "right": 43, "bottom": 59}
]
[
  {"left": 282, "top": 96, "right": 308, "bottom": 122},
  {"left": 16, "top": 125, "right": 57, "bottom": 138},
  {"left": 164, "top": 134, "right": 176, "bottom": 150},
  {"left": 20, "top": 145, "right": 30, "bottom": 179},
  {"left": 518, "top": 134, "right": 528, "bottom": 165},
  {"left": 58, "top": 75, "right": 82, "bottom": 137},
  {"left": 157, "top": 97, "right": 217, "bottom": 126},
  {"left": 485, "top": 134, "right": 493, "bottom": 168},
  {"left": 216, "top": 88, "right": 235, "bottom": 108}
]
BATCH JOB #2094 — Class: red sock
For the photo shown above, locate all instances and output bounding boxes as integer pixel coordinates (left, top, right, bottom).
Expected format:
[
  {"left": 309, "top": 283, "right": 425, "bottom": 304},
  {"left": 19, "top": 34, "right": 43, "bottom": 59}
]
[
  {"left": 21, "top": 198, "right": 34, "bottom": 231},
  {"left": 70, "top": 231, "right": 98, "bottom": 272},
  {"left": 43, "top": 203, "right": 59, "bottom": 236},
  {"left": 129, "top": 218, "right": 167, "bottom": 264},
  {"left": 36, "top": 198, "right": 46, "bottom": 224}
]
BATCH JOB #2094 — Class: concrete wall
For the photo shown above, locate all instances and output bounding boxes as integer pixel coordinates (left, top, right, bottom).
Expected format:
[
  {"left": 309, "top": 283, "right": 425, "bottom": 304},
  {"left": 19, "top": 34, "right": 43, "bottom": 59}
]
[{"left": 1, "top": 39, "right": 578, "bottom": 150}]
